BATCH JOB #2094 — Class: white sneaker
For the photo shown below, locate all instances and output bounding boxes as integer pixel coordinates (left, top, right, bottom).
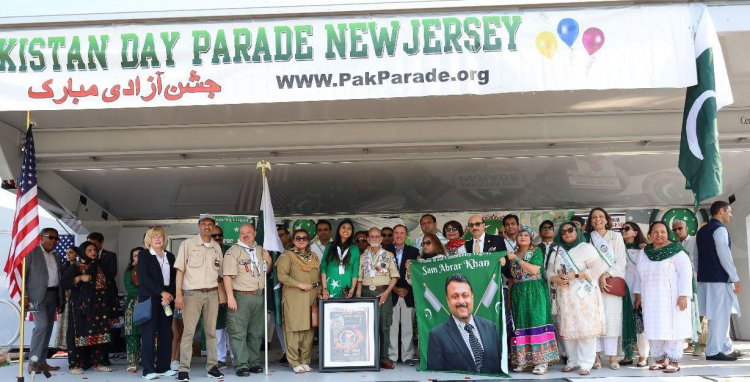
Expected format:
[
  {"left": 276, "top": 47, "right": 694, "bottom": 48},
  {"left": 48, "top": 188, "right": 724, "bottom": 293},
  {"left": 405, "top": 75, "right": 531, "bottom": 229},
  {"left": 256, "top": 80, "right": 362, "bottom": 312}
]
[
  {"left": 143, "top": 373, "right": 159, "bottom": 380},
  {"left": 160, "top": 370, "right": 177, "bottom": 377},
  {"left": 302, "top": 364, "right": 313, "bottom": 372},
  {"left": 170, "top": 360, "right": 179, "bottom": 371},
  {"left": 293, "top": 365, "right": 306, "bottom": 374}
]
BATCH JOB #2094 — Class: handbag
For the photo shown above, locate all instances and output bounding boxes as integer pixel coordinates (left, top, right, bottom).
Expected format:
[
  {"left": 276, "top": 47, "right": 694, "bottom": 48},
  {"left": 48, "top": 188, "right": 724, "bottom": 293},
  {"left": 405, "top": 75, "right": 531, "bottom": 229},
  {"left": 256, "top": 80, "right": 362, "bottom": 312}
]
[
  {"left": 311, "top": 302, "right": 319, "bottom": 328},
  {"left": 133, "top": 298, "right": 152, "bottom": 325},
  {"left": 604, "top": 276, "right": 626, "bottom": 297},
  {"left": 634, "top": 307, "right": 644, "bottom": 334}
]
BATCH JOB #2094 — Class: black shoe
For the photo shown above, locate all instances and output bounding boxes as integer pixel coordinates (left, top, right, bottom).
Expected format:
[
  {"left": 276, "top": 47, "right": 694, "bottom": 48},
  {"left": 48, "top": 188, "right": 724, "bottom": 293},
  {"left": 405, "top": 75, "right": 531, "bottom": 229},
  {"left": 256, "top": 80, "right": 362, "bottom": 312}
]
[
  {"left": 236, "top": 368, "right": 250, "bottom": 377},
  {"left": 619, "top": 358, "right": 634, "bottom": 366},
  {"left": 207, "top": 366, "right": 224, "bottom": 379},
  {"left": 249, "top": 366, "right": 263, "bottom": 374},
  {"left": 278, "top": 353, "right": 288, "bottom": 364},
  {"left": 177, "top": 371, "right": 190, "bottom": 382},
  {"left": 706, "top": 352, "right": 738, "bottom": 361},
  {"left": 217, "top": 361, "right": 226, "bottom": 370},
  {"left": 403, "top": 359, "right": 415, "bottom": 366}
]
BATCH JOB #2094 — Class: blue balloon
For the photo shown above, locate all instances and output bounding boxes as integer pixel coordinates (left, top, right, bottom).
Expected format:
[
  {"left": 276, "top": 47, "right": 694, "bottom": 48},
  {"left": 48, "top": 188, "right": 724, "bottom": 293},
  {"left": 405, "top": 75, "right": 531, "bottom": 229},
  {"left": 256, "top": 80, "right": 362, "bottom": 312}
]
[{"left": 557, "top": 18, "right": 579, "bottom": 47}]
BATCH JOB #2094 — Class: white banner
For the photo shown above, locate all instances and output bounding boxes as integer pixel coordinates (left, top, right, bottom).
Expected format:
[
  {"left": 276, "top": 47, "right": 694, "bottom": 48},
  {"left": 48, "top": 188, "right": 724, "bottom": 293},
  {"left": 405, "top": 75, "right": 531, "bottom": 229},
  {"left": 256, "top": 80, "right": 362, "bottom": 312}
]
[{"left": 0, "top": 5, "right": 698, "bottom": 110}]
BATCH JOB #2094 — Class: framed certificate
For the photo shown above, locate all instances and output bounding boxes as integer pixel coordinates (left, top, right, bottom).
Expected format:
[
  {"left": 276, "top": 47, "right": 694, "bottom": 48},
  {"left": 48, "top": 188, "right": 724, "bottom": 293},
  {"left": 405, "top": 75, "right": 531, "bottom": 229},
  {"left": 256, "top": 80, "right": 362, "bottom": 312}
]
[{"left": 319, "top": 298, "right": 380, "bottom": 372}]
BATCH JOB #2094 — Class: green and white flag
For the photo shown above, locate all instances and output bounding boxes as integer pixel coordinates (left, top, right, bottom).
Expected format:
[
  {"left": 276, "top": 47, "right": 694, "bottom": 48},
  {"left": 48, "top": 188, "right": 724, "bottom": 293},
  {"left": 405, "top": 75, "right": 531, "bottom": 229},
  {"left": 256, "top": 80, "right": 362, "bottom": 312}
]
[
  {"left": 257, "top": 173, "right": 283, "bottom": 253},
  {"left": 679, "top": 7, "right": 733, "bottom": 209}
]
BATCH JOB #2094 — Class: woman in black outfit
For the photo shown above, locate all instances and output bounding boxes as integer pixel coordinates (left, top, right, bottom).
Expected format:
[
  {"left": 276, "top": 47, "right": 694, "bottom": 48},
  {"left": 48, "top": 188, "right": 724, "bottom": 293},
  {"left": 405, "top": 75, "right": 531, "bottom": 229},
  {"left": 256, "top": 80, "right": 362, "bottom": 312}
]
[{"left": 138, "top": 226, "right": 177, "bottom": 380}]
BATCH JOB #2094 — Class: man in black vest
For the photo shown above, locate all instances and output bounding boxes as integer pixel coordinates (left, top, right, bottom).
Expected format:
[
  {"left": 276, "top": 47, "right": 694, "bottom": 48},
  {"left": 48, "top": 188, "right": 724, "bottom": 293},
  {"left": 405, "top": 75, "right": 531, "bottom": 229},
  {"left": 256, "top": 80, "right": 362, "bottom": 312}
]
[{"left": 696, "top": 200, "right": 743, "bottom": 361}]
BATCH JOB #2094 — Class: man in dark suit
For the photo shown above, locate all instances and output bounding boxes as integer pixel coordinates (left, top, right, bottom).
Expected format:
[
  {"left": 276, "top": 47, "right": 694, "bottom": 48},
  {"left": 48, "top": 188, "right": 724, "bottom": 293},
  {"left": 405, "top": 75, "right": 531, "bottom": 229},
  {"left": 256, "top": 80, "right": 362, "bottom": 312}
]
[
  {"left": 87, "top": 232, "right": 118, "bottom": 365},
  {"left": 24, "top": 228, "right": 64, "bottom": 374},
  {"left": 464, "top": 215, "right": 512, "bottom": 354},
  {"left": 384, "top": 224, "right": 419, "bottom": 366},
  {"left": 427, "top": 274, "right": 502, "bottom": 373},
  {"left": 464, "top": 215, "right": 506, "bottom": 254}
]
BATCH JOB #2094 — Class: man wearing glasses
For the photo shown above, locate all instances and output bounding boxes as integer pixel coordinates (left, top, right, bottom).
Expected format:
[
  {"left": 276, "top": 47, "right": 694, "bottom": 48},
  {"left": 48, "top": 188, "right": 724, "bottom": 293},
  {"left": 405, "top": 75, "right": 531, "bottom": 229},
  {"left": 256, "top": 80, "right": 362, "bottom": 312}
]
[
  {"left": 464, "top": 215, "right": 505, "bottom": 254},
  {"left": 381, "top": 227, "right": 395, "bottom": 247},
  {"left": 174, "top": 214, "right": 225, "bottom": 381},
  {"left": 25, "top": 228, "right": 64, "bottom": 374},
  {"left": 672, "top": 220, "right": 703, "bottom": 356},
  {"left": 672, "top": 220, "right": 697, "bottom": 270},
  {"left": 357, "top": 227, "right": 400, "bottom": 369}
]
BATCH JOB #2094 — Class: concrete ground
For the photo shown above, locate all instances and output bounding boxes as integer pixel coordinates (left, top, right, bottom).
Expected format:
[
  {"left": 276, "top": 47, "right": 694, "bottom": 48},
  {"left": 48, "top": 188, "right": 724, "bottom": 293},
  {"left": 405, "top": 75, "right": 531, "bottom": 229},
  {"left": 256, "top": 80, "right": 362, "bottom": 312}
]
[{"left": 2, "top": 342, "right": 748, "bottom": 381}]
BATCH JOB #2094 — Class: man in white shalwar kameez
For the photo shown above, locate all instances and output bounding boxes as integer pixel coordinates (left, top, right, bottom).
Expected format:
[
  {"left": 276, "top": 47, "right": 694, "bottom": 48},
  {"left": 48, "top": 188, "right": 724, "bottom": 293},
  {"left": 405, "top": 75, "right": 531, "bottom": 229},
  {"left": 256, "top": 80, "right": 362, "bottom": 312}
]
[
  {"left": 634, "top": 222, "right": 692, "bottom": 373},
  {"left": 672, "top": 219, "right": 703, "bottom": 356},
  {"left": 696, "top": 201, "right": 743, "bottom": 361}
]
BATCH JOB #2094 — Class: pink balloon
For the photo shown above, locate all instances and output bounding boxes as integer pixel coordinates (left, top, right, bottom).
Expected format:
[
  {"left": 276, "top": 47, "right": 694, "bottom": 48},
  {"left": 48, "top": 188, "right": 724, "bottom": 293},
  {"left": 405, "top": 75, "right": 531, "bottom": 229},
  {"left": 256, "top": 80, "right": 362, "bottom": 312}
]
[{"left": 582, "top": 27, "right": 605, "bottom": 56}]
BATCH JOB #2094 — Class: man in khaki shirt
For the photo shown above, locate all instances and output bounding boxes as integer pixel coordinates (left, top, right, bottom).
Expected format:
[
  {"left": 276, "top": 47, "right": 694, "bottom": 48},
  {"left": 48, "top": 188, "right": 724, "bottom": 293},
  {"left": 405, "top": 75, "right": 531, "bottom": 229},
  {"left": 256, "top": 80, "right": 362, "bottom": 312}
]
[
  {"left": 223, "top": 224, "right": 272, "bottom": 376},
  {"left": 357, "top": 227, "right": 399, "bottom": 369},
  {"left": 175, "top": 214, "right": 225, "bottom": 381}
]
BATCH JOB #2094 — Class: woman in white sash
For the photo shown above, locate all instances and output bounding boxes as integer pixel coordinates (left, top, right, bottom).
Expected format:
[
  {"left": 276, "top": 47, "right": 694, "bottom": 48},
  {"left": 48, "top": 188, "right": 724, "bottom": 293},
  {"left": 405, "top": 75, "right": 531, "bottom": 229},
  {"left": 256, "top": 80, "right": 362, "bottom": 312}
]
[
  {"left": 547, "top": 222, "right": 605, "bottom": 376},
  {"left": 633, "top": 221, "right": 693, "bottom": 373},
  {"left": 621, "top": 222, "right": 650, "bottom": 367},
  {"left": 584, "top": 207, "right": 627, "bottom": 369}
]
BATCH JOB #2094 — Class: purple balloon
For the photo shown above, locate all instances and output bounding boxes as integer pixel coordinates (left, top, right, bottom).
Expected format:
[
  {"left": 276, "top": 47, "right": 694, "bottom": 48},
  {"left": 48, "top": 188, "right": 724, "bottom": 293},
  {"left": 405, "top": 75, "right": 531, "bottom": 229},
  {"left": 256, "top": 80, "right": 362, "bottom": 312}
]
[{"left": 582, "top": 27, "right": 605, "bottom": 56}]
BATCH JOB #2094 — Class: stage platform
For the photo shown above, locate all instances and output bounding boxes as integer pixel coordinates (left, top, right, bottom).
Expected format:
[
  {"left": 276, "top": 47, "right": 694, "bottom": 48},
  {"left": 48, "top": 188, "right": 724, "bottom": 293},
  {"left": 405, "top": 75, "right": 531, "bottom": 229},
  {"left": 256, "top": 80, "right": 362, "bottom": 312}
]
[{"left": 2, "top": 342, "right": 748, "bottom": 381}]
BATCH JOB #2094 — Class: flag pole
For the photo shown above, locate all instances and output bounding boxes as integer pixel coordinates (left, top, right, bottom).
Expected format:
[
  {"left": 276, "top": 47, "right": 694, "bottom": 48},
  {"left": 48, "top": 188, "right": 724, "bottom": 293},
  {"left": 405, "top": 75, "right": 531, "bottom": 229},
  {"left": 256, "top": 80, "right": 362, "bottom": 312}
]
[
  {"left": 17, "top": 110, "right": 31, "bottom": 382},
  {"left": 257, "top": 160, "right": 271, "bottom": 376}
]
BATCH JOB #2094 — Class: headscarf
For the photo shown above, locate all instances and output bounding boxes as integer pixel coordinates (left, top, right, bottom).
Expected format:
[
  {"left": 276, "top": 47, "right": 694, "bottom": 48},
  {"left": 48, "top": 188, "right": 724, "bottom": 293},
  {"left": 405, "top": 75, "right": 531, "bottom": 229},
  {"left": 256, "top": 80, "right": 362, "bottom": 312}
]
[
  {"left": 518, "top": 225, "right": 535, "bottom": 242},
  {"left": 554, "top": 221, "right": 585, "bottom": 251},
  {"left": 77, "top": 241, "right": 97, "bottom": 264}
]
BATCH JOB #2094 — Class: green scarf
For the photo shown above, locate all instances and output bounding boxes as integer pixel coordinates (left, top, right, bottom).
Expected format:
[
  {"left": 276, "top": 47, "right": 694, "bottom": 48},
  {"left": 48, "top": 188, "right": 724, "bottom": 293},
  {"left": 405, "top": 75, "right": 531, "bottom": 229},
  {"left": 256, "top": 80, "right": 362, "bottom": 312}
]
[
  {"left": 554, "top": 222, "right": 585, "bottom": 251},
  {"left": 644, "top": 242, "right": 683, "bottom": 262},
  {"left": 622, "top": 285, "right": 637, "bottom": 358},
  {"left": 625, "top": 242, "right": 639, "bottom": 250}
]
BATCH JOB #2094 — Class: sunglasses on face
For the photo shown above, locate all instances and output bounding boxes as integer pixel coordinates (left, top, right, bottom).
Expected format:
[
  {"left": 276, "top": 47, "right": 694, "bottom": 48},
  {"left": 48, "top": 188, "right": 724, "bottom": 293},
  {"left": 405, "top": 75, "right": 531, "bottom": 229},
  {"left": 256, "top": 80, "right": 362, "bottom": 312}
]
[
  {"left": 444, "top": 227, "right": 459, "bottom": 232},
  {"left": 561, "top": 227, "right": 576, "bottom": 235},
  {"left": 421, "top": 240, "right": 433, "bottom": 247},
  {"left": 467, "top": 222, "right": 483, "bottom": 228},
  {"left": 672, "top": 227, "right": 684, "bottom": 232},
  {"left": 211, "top": 234, "right": 223, "bottom": 239},
  {"left": 382, "top": 233, "right": 393, "bottom": 238},
  {"left": 294, "top": 236, "right": 309, "bottom": 241},
  {"left": 621, "top": 226, "right": 632, "bottom": 232},
  {"left": 43, "top": 235, "right": 60, "bottom": 241},
  {"left": 355, "top": 238, "right": 367, "bottom": 243},
  {"left": 540, "top": 226, "right": 553, "bottom": 231}
]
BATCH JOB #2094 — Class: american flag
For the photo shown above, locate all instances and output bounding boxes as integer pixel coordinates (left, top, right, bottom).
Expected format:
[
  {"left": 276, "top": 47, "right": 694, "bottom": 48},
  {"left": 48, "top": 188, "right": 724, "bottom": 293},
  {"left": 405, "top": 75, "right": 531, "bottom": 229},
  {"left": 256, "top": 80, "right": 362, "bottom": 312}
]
[
  {"left": 54, "top": 235, "right": 76, "bottom": 260},
  {"left": 3, "top": 125, "right": 40, "bottom": 303}
]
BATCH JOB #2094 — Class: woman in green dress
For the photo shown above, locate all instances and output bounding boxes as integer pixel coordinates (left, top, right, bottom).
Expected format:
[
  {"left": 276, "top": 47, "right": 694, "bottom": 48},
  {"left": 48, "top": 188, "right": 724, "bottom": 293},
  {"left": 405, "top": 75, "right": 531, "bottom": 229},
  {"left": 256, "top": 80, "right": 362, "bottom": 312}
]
[
  {"left": 123, "top": 247, "right": 144, "bottom": 373},
  {"left": 507, "top": 225, "right": 560, "bottom": 375},
  {"left": 321, "top": 219, "right": 360, "bottom": 299}
]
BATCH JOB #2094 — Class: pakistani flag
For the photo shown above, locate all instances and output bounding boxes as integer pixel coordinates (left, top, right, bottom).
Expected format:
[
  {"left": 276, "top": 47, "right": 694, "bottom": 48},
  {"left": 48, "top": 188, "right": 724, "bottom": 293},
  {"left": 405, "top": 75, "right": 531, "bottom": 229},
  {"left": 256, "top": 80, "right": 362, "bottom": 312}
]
[
  {"left": 255, "top": 167, "right": 284, "bottom": 326},
  {"left": 257, "top": 172, "right": 283, "bottom": 253},
  {"left": 679, "top": 7, "right": 733, "bottom": 210}
]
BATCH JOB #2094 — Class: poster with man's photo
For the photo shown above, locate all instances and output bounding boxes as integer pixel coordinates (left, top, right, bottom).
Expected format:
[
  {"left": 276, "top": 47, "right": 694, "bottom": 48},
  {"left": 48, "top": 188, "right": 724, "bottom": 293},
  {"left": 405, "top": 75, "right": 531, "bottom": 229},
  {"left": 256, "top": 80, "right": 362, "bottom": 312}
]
[{"left": 411, "top": 253, "right": 508, "bottom": 376}]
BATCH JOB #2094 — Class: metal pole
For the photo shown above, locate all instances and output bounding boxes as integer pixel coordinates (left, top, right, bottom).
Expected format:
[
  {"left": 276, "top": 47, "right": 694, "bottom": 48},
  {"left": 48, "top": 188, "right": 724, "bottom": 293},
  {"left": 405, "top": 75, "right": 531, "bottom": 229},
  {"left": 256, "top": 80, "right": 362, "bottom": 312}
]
[
  {"left": 17, "top": 109, "right": 31, "bottom": 382},
  {"left": 264, "top": 265, "right": 268, "bottom": 375},
  {"left": 17, "top": 256, "right": 27, "bottom": 382}
]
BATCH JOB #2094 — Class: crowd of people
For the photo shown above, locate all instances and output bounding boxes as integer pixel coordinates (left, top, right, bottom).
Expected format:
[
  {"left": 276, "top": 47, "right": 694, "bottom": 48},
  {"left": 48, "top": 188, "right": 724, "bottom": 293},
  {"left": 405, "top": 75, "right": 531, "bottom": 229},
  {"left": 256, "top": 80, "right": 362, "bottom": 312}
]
[{"left": 22, "top": 201, "right": 744, "bottom": 380}]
